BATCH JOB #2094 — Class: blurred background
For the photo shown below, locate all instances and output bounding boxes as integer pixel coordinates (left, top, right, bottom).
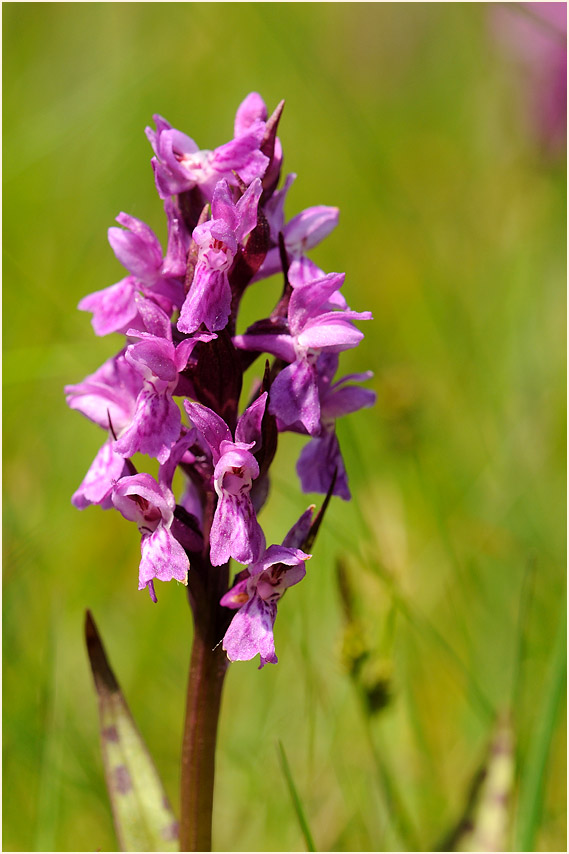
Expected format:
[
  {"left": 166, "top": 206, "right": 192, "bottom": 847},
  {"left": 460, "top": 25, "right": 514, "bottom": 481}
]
[{"left": 3, "top": 3, "right": 566, "bottom": 851}]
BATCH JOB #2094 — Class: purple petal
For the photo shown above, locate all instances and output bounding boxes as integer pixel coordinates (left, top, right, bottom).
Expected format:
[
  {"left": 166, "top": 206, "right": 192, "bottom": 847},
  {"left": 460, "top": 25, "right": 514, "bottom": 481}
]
[
  {"left": 214, "top": 444, "right": 259, "bottom": 497},
  {"left": 112, "top": 472, "right": 175, "bottom": 526},
  {"left": 269, "top": 361, "right": 320, "bottom": 435},
  {"left": 146, "top": 118, "right": 201, "bottom": 198},
  {"left": 139, "top": 523, "right": 189, "bottom": 588},
  {"left": 177, "top": 266, "right": 232, "bottom": 334},
  {"left": 235, "top": 392, "right": 268, "bottom": 448},
  {"left": 213, "top": 124, "right": 264, "bottom": 166},
  {"left": 256, "top": 561, "right": 307, "bottom": 600},
  {"left": 78, "top": 278, "right": 138, "bottom": 337},
  {"left": 211, "top": 179, "right": 239, "bottom": 232},
  {"left": 222, "top": 595, "right": 277, "bottom": 665},
  {"left": 323, "top": 287, "right": 349, "bottom": 310},
  {"left": 108, "top": 214, "right": 163, "bottom": 282},
  {"left": 249, "top": 544, "right": 311, "bottom": 576},
  {"left": 284, "top": 206, "right": 339, "bottom": 252},
  {"left": 65, "top": 352, "right": 142, "bottom": 433},
  {"left": 173, "top": 332, "right": 216, "bottom": 373},
  {"left": 164, "top": 126, "right": 200, "bottom": 160},
  {"left": 288, "top": 272, "right": 345, "bottom": 333},
  {"left": 162, "top": 198, "right": 190, "bottom": 277},
  {"left": 72, "top": 438, "right": 128, "bottom": 510},
  {"left": 287, "top": 261, "right": 348, "bottom": 311},
  {"left": 146, "top": 115, "right": 194, "bottom": 158},
  {"left": 220, "top": 576, "right": 251, "bottom": 609},
  {"left": 234, "top": 92, "right": 267, "bottom": 137},
  {"left": 135, "top": 298, "right": 173, "bottom": 340},
  {"left": 322, "top": 384, "right": 376, "bottom": 419},
  {"left": 282, "top": 506, "right": 316, "bottom": 548},
  {"left": 297, "top": 429, "right": 350, "bottom": 501},
  {"left": 296, "top": 313, "right": 370, "bottom": 353},
  {"left": 151, "top": 156, "right": 188, "bottom": 199},
  {"left": 158, "top": 428, "right": 196, "bottom": 489},
  {"left": 212, "top": 123, "right": 269, "bottom": 184},
  {"left": 183, "top": 401, "right": 231, "bottom": 462},
  {"left": 232, "top": 332, "right": 296, "bottom": 363},
  {"left": 287, "top": 257, "right": 328, "bottom": 290},
  {"left": 331, "top": 370, "right": 374, "bottom": 385},
  {"left": 209, "top": 492, "right": 265, "bottom": 566},
  {"left": 114, "top": 388, "right": 181, "bottom": 464},
  {"left": 180, "top": 478, "right": 204, "bottom": 525},
  {"left": 115, "top": 211, "right": 162, "bottom": 243},
  {"left": 126, "top": 339, "right": 178, "bottom": 385},
  {"left": 234, "top": 178, "right": 263, "bottom": 243}
]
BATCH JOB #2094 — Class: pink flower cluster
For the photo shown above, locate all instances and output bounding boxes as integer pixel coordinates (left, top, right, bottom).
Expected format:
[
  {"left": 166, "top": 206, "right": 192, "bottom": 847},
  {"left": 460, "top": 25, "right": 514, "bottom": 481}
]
[{"left": 66, "top": 93, "right": 375, "bottom": 667}]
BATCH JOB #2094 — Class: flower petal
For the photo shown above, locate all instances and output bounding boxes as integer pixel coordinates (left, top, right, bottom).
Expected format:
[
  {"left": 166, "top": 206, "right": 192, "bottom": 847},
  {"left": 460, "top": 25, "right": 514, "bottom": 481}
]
[
  {"left": 297, "top": 429, "right": 350, "bottom": 500},
  {"left": 222, "top": 595, "right": 277, "bottom": 666},
  {"left": 210, "top": 179, "right": 239, "bottom": 232},
  {"left": 211, "top": 124, "right": 269, "bottom": 185},
  {"left": 126, "top": 339, "right": 177, "bottom": 385},
  {"left": 296, "top": 313, "right": 370, "bottom": 352},
  {"left": 234, "top": 92, "right": 267, "bottom": 137},
  {"left": 220, "top": 576, "right": 251, "bottom": 610},
  {"left": 232, "top": 332, "right": 296, "bottom": 363},
  {"left": 183, "top": 401, "right": 231, "bottom": 462},
  {"left": 72, "top": 438, "right": 128, "bottom": 510},
  {"left": 177, "top": 266, "right": 232, "bottom": 334},
  {"left": 235, "top": 178, "right": 263, "bottom": 243},
  {"left": 288, "top": 272, "right": 345, "bottom": 332},
  {"left": 281, "top": 506, "right": 316, "bottom": 548},
  {"left": 249, "top": 544, "right": 311, "bottom": 576},
  {"left": 269, "top": 361, "right": 320, "bottom": 435},
  {"left": 65, "top": 352, "right": 142, "bottom": 433},
  {"left": 139, "top": 524, "right": 189, "bottom": 588},
  {"left": 235, "top": 392, "right": 268, "bottom": 448},
  {"left": 108, "top": 214, "right": 163, "bottom": 282},
  {"left": 78, "top": 278, "right": 138, "bottom": 337},
  {"left": 114, "top": 388, "right": 181, "bottom": 464},
  {"left": 322, "top": 384, "right": 376, "bottom": 419},
  {"left": 210, "top": 492, "right": 265, "bottom": 566},
  {"left": 112, "top": 473, "right": 175, "bottom": 527},
  {"left": 162, "top": 198, "right": 190, "bottom": 277},
  {"left": 284, "top": 205, "right": 339, "bottom": 252}
]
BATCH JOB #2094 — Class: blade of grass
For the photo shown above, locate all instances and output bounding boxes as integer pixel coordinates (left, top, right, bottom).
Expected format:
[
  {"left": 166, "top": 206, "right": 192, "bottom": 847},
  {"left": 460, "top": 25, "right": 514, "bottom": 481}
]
[
  {"left": 277, "top": 740, "right": 316, "bottom": 852},
  {"left": 510, "top": 554, "right": 537, "bottom": 717},
  {"left": 514, "top": 602, "right": 566, "bottom": 851},
  {"left": 34, "top": 604, "right": 63, "bottom": 852}
]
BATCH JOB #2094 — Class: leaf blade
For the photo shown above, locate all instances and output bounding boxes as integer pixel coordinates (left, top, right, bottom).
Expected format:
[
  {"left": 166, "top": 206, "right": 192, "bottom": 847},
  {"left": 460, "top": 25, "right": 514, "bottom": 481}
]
[
  {"left": 514, "top": 603, "right": 567, "bottom": 851},
  {"left": 85, "top": 611, "right": 179, "bottom": 852},
  {"left": 277, "top": 740, "right": 316, "bottom": 852}
]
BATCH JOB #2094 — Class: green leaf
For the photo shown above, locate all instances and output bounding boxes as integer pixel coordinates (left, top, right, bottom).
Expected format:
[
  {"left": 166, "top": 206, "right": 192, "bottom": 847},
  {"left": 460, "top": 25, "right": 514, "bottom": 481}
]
[
  {"left": 515, "top": 603, "right": 567, "bottom": 851},
  {"left": 85, "top": 611, "right": 179, "bottom": 852},
  {"left": 277, "top": 740, "right": 316, "bottom": 852}
]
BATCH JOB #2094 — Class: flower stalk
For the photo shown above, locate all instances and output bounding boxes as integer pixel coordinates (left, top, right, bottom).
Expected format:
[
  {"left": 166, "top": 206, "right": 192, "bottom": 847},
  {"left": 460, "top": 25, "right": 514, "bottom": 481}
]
[{"left": 180, "top": 564, "right": 229, "bottom": 852}]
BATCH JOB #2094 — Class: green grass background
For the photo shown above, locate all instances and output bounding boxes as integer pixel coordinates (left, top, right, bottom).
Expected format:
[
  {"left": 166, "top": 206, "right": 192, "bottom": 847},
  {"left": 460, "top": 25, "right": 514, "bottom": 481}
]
[{"left": 3, "top": 3, "right": 566, "bottom": 851}]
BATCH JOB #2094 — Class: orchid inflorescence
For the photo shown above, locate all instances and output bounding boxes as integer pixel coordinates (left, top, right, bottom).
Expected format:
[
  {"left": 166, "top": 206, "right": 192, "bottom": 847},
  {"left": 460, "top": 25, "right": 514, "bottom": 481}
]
[{"left": 66, "top": 93, "right": 375, "bottom": 668}]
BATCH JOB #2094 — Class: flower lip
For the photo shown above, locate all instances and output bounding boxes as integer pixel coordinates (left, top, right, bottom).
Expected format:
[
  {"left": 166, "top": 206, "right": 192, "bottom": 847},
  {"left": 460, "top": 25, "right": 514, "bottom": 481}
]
[
  {"left": 213, "top": 444, "right": 259, "bottom": 498},
  {"left": 130, "top": 494, "right": 162, "bottom": 527},
  {"left": 112, "top": 473, "right": 175, "bottom": 530}
]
